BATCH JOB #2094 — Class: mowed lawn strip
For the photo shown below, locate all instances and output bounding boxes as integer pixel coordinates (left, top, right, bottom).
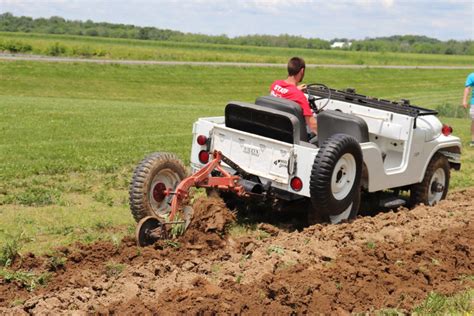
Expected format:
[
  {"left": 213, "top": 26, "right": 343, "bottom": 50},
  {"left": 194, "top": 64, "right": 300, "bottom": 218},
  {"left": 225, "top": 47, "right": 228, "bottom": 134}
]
[
  {"left": 2, "top": 31, "right": 474, "bottom": 66},
  {"left": 0, "top": 60, "right": 468, "bottom": 105}
]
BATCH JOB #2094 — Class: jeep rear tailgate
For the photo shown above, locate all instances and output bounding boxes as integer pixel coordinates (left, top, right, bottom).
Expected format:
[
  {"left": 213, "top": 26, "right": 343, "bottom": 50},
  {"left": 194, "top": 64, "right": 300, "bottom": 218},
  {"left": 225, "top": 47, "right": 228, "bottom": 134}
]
[{"left": 211, "top": 125, "right": 293, "bottom": 184}]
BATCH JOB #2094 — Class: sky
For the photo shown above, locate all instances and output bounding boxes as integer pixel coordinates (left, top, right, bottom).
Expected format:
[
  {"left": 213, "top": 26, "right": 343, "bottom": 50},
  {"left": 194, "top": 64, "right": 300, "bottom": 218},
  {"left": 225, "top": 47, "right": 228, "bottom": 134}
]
[{"left": 0, "top": 0, "right": 473, "bottom": 40}]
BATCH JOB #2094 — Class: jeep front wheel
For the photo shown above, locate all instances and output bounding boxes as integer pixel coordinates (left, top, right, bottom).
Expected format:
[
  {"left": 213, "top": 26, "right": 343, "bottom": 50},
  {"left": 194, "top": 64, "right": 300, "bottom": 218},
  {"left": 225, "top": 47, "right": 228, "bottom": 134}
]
[{"left": 409, "top": 153, "right": 450, "bottom": 207}]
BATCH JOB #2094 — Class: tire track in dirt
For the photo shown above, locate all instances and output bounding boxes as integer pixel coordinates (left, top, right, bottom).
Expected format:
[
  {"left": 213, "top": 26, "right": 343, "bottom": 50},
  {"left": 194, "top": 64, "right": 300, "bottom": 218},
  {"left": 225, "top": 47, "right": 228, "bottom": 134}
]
[{"left": 1, "top": 189, "right": 473, "bottom": 314}]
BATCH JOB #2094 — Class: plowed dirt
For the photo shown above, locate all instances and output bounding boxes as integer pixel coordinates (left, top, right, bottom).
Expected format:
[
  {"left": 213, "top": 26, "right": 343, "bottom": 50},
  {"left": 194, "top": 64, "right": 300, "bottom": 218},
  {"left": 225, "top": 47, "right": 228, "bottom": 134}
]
[{"left": 1, "top": 189, "right": 473, "bottom": 314}]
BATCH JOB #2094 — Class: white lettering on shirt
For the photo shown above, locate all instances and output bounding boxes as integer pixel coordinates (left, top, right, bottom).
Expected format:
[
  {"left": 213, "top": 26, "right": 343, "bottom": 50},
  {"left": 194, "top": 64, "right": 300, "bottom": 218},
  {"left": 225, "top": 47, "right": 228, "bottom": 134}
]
[{"left": 273, "top": 84, "right": 289, "bottom": 94}]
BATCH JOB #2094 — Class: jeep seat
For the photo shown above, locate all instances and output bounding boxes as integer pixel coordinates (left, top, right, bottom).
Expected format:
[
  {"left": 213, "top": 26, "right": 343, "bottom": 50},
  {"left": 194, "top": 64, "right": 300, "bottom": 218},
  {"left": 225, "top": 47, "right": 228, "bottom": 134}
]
[
  {"left": 317, "top": 110, "right": 369, "bottom": 146},
  {"left": 255, "top": 96, "right": 308, "bottom": 142},
  {"left": 225, "top": 101, "right": 302, "bottom": 144}
]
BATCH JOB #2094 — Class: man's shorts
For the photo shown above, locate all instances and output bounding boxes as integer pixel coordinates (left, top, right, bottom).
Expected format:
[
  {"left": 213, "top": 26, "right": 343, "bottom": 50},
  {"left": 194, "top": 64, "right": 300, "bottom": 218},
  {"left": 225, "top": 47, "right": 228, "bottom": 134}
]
[{"left": 471, "top": 106, "right": 474, "bottom": 120}]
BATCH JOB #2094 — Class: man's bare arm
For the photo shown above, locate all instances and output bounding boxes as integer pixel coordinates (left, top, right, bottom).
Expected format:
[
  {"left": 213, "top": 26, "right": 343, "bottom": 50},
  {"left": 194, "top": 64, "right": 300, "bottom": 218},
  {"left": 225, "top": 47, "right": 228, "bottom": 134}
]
[
  {"left": 297, "top": 84, "right": 307, "bottom": 91},
  {"left": 305, "top": 116, "right": 318, "bottom": 135},
  {"left": 463, "top": 87, "right": 471, "bottom": 108}
]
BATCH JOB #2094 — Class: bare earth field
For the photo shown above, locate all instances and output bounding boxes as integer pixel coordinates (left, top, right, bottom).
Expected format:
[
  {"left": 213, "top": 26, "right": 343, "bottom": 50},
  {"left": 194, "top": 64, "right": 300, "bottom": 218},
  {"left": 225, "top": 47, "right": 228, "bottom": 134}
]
[{"left": 1, "top": 188, "right": 473, "bottom": 314}]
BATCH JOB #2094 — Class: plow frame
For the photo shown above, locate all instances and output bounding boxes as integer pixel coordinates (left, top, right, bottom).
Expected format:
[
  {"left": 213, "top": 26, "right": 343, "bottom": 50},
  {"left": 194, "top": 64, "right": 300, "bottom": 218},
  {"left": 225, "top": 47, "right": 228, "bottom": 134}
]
[{"left": 167, "top": 150, "right": 246, "bottom": 222}]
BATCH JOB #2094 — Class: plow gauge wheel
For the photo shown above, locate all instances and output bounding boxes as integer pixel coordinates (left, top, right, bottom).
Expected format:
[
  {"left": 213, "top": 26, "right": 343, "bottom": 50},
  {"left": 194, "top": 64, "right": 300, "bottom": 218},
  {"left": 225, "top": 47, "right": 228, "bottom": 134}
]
[{"left": 136, "top": 216, "right": 167, "bottom": 247}]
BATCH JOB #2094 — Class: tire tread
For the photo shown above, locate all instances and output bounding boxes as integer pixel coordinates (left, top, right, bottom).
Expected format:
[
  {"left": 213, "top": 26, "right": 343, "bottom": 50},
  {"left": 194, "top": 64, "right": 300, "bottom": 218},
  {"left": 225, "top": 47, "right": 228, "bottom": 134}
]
[{"left": 129, "top": 152, "right": 187, "bottom": 222}]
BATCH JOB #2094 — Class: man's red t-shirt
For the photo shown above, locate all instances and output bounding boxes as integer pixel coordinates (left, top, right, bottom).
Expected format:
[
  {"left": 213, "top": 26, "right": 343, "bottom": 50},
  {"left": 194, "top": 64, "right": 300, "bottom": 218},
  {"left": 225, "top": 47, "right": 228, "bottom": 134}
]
[{"left": 269, "top": 80, "right": 312, "bottom": 117}]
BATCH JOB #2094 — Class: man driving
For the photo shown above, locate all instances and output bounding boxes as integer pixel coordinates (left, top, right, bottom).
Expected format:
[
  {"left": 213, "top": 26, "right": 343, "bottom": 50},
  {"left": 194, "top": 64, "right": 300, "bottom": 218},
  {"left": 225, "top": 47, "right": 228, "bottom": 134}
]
[{"left": 270, "top": 56, "right": 317, "bottom": 135}]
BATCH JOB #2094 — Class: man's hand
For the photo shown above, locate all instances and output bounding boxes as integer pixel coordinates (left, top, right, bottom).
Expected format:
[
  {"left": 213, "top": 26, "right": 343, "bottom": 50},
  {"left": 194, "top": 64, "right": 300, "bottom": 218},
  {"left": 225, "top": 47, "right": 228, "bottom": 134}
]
[
  {"left": 305, "top": 116, "right": 317, "bottom": 135},
  {"left": 462, "top": 102, "right": 468, "bottom": 109},
  {"left": 297, "top": 84, "right": 307, "bottom": 91}
]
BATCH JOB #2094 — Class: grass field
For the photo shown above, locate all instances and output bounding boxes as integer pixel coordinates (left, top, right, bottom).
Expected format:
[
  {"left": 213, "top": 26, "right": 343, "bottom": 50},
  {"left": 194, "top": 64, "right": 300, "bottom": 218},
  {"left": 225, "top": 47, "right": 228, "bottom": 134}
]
[
  {"left": 0, "top": 31, "right": 473, "bottom": 312},
  {"left": 0, "top": 59, "right": 473, "bottom": 255},
  {"left": 2, "top": 31, "right": 474, "bottom": 66}
]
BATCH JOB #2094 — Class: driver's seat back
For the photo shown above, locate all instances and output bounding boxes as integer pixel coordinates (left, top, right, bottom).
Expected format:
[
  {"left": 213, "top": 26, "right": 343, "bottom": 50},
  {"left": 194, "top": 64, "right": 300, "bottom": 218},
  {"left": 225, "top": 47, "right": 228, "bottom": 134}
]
[
  {"left": 316, "top": 110, "right": 369, "bottom": 146},
  {"left": 255, "top": 96, "right": 308, "bottom": 142}
]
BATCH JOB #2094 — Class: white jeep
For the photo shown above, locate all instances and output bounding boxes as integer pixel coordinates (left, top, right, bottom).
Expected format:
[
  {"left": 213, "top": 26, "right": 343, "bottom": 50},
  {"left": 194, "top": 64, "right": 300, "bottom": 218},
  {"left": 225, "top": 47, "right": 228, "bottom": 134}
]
[{"left": 130, "top": 85, "right": 461, "bottom": 244}]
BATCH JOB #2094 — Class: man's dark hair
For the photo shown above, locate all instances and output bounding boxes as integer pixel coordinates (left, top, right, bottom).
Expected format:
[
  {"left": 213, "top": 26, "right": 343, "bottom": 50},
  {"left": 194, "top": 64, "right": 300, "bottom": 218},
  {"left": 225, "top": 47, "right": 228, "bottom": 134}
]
[{"left": 287, "top": 57, "right": 305, "bottom": 76}]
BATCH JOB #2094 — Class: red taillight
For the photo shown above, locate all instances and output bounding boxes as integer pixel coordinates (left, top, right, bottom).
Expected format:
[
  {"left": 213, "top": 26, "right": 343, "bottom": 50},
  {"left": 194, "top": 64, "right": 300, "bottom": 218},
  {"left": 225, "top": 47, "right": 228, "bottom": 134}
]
[
  {"left": 441, "top": 124, "right": 453, "bottom": 136},
  {"left": 197, "top": 135, "right": 208, "bottom": 146},
  {"left": 198, "top": 150, "right": 209, "bottom": 164},
  {"left": 290, "top": 177, "right": 303, "bottom": 191}
]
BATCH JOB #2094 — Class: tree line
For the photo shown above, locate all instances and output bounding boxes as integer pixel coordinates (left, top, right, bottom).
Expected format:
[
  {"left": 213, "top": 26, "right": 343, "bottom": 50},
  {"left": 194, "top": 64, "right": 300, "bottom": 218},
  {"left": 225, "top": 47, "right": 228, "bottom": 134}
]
[
  {"left": 349, "top": 35, "right": 474, "bottom": 55},
  {"left": 1, "top": 13, "right": 473, "bottom": 55}
]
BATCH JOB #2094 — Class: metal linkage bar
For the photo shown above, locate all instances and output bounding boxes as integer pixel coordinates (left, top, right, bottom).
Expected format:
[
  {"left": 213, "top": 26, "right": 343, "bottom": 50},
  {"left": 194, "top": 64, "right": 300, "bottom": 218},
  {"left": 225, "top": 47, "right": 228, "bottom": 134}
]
[{"left": 167, "top": 151, "right": 245, "bottom": 221}]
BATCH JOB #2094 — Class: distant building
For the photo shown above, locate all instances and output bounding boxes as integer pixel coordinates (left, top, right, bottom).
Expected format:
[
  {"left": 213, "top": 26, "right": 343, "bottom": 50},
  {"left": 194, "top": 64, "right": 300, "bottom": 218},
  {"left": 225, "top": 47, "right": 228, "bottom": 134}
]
[{"left": 331, "top": 41, "right": 352, "bottom": 49}]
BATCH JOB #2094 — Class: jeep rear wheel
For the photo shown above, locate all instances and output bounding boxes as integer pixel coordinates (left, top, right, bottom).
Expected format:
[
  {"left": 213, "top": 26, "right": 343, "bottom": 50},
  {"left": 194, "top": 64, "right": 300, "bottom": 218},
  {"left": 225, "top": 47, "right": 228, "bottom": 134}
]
[
  {"left": 129, "top": 152, "right": 188, "bottom": 222},
  {"left": 309, "top": 134, "right": 362, "bottom": 224},
  {"left": 409, "top": 153, "right": 450, "bottom": 207},
  {"left": 328, "top": 190, "right": 361, "bottom": 224}
]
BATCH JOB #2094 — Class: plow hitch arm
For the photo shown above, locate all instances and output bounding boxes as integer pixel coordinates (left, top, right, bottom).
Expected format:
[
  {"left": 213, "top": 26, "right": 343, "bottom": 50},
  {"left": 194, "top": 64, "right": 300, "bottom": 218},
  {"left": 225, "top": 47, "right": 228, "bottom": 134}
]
[{"left": 168, "top": 150, "right": 246, "bottom": 222}]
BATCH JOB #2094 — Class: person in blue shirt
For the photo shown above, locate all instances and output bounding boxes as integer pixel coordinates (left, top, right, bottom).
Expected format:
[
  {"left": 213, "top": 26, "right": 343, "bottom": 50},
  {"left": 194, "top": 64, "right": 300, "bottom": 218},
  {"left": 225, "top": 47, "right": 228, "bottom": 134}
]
[{"left": 462, "top": 72, "right": 474, "bottom": 147}]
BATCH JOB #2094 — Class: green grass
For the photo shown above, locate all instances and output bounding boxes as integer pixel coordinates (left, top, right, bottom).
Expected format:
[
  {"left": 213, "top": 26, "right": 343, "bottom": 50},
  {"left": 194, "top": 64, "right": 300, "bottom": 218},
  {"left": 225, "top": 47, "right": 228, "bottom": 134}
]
[
  {"left": 267, "top": 245, "right": 285, "bottom": 255},
  {"left": 105, "top": 261, "right": 125, "bottom": 278},
  {"left": 2, "top": 32, "right": 474, "bottom": 66},
  {"left": 412, "top": 289, "right": 474, "bottom": 315},
  {"left": 0, "top": 60, "right": 473, "bottom": 255},
  {"left": 374, "top": 289, "right": 474, "bottom": 315},
  {"left": 0, "top": 269, "right": 51, "bottom": 291},
  {"left": 0, "top": 231, "right": 30, "bottom": 266},
  {"left": 0, "top": 197, "right": 133, "bottom": 254}
]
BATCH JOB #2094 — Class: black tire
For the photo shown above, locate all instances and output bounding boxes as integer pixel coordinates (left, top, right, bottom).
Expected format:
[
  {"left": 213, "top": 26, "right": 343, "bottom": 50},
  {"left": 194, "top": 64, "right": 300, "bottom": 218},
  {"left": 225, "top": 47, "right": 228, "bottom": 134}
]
[
  {"left": 308, "top": 180, "right": 361, "bottom": 225},
  {"left": 309, "top": 134, "right": 362, "bottom": 224},
  {"left": 129, "top": 152, "right": 188, "bottom": 222},
  {"left": 409, "top": 153, "right": 450, "bottom": 207}
]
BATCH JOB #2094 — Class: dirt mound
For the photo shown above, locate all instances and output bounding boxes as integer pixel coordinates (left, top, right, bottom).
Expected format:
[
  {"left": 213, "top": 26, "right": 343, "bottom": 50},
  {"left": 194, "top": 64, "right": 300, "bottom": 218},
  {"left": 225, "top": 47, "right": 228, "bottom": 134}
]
[
  {"left": 175, "top": 196, "right": 236, "bottom": 251},
  {"left": 190, "top": 196, "right": 236, "bottom": 233},
  {"left": 1, "top": 189, "right": 473, "bottom": 314},
  {"left": 0, "top": 196, "right": 237, "bottom": 311},
  {"left": 153, "top": 223, "right": 473, "bottom": 314}
]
